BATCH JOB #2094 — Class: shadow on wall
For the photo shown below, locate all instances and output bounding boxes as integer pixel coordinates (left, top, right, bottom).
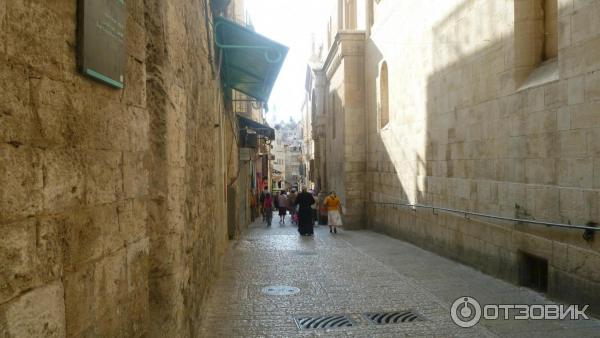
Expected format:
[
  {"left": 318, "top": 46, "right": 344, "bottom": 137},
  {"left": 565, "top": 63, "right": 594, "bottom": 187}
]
[
  {"left": 367, "top": 0, "right": 600, "bottom": 314},
  {"left": 420, "top": 0, "right": 518, "bottom": 278},
  {"left": 365, "top": 36, "right": 413, "bottom": 238},
  {"left": 327, "top": 91, "right": 346, "bottom": 202}
]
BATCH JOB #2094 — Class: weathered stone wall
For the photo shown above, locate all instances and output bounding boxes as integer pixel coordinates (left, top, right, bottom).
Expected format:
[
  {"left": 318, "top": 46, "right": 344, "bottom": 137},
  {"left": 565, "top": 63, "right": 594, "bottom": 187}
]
[
  {"left": 339, "top": 33, "right": 367, "bottom": 229},
  {"left": 322, "top": 32, "right": 367, "bottom": 229},
  {"left": 144, "top": 0, "right": 230, "bottom": 336},
  {"left": 225, "top": 109, "right": 241, "bottom": 239},
  {"left": 365, "top": 0, "right": 600, "bottom": 313},
  {"left": 1, "top": 0, "right": 230, "bottom": 336},
  {"left": 311, "top": 70, "right": 329, "bottom": 192}
]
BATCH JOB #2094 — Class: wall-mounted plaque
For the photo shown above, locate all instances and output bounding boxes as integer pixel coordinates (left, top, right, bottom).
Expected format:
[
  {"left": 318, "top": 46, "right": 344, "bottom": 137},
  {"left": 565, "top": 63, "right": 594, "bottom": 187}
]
[{"left": 78, "top": 0, "right": 126, "bottom": 88}]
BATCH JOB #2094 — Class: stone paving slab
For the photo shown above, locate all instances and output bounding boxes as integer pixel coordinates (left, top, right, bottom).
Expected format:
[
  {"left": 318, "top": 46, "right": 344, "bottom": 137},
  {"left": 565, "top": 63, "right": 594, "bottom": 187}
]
[{"left": 199, "top": 221, "right": 599, "bottom": 337}]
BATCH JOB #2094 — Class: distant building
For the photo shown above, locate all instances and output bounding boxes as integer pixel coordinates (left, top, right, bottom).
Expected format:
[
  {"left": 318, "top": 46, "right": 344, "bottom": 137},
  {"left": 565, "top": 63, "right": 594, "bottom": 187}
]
[
  {"left": 271, "top": 119, "right": 304, "bottom": 190},
  {"left": 271, "top": 126, "right": 286, "bottom": 189},
  {"left": 285, "top": 143, "right": 302, "bottom": 189}
]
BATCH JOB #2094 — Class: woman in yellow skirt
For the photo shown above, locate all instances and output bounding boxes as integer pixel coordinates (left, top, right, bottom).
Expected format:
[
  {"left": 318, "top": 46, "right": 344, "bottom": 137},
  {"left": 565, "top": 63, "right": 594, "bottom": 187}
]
[{"left": 323, "top": 191, "right": 342, "bottom": 234}]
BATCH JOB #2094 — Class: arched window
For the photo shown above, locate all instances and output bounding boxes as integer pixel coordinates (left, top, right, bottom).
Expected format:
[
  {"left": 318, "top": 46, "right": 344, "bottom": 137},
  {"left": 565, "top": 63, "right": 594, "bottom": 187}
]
[
  {"left": 379, "top": 61, "right": 389, "bottom": 129},
  {"left": 542, "top": 0, "right": 557, "bottom": 61}
]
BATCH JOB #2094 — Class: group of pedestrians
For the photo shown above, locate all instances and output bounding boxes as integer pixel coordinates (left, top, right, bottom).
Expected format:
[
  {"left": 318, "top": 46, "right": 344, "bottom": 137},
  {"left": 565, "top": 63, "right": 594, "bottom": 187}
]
[{"left": 259, "top": 186, "right": 343, "bottom": 236}]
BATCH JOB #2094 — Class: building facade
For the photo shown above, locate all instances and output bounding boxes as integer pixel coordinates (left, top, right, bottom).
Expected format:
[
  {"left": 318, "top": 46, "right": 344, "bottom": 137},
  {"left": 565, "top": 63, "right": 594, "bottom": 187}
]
[
  {"left": 310, "top": 0, "right": 600, "bottom": 313},
  {"left": 271, "top": 128, "right": 287, "bottom": 189},
  {"left": 308, "top": 0, "right": 367, "bottom": 229},
  {"left": 301, "top": 57, "right": 324, "bottom": 190},
  {"left": 232, "top": 90, "right": 273, "bottom": 236},
  {"left": 271, "top": 120, "right": 304, "bottom": 190},
  {"left": 285, "top": 143, "right": 303, "bottom": 188}
]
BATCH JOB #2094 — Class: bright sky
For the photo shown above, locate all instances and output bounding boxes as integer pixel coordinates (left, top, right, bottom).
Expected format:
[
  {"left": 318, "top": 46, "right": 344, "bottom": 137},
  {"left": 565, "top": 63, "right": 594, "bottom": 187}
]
[{"left": 245, "top": 0, "right": 333, "bottom": 125}]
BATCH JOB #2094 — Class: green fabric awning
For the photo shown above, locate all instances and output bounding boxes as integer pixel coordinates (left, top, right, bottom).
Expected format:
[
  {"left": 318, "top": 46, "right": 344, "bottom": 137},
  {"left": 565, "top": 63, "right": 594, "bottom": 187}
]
[
  {"left": 214, "top": 16, "right": 289, "bottom": 102},
  {"left": 237, "top": 114, "right": 275, "bottom": 140}
]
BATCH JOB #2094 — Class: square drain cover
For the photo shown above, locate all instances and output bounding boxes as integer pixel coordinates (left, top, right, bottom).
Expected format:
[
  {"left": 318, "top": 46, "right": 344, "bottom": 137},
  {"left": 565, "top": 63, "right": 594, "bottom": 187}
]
[
  {"left": 294, "top": 314, "right": 354, "bottom": 330},
  {"left": 364, "top": 310, "right": 425, "bottom": 324}
]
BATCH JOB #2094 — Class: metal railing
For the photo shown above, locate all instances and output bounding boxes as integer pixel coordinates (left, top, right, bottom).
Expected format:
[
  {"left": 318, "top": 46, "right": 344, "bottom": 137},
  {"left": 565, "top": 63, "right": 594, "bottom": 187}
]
[{"left": 370, "top": 201, "right": 599, "bottom": 232}]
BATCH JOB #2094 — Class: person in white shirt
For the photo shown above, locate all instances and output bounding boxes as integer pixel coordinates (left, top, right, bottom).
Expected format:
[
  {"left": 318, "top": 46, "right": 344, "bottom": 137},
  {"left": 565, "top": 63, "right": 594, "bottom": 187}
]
[{"left": 277, "top": 191, "right": 288, "bottom": 224}]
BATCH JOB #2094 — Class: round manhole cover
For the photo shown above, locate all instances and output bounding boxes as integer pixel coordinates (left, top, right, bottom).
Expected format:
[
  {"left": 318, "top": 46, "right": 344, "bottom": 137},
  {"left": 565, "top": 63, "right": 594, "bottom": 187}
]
[{"left": 261, "top": 285, "right": 300, "bottom": 296}]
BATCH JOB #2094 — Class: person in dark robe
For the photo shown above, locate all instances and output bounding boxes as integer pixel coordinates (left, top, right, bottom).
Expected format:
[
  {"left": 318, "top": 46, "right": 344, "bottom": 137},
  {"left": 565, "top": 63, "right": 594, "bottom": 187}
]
[{"left": 295, "top": 186, "right": 316, "bottom": 236}]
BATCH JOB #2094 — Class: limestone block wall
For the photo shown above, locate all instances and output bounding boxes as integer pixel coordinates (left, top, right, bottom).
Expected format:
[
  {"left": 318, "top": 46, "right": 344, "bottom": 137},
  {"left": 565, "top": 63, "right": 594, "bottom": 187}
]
[
  {"left": 365, "top": 0, "right": 600, "bottom": 312},
  {"left": 144, "top": 0, "right": 229, "bottom": 336},
  {"left": 0, "top": 0, "right": 230, "bottom": 336},
  {"left": 310, "top": 70, "right": 328, "bottom": 192},
  {"left": 225, "top": 111, "right": 241, "bottom": 240},
  {"left": 325, "top": 65, "right": 347, "bottom": 205},
  {"left": 340, "top": 33, "right": 367, "bottom": 229},
  {"left": 323, "top": 32, "right": 367, "bottom": 229}
]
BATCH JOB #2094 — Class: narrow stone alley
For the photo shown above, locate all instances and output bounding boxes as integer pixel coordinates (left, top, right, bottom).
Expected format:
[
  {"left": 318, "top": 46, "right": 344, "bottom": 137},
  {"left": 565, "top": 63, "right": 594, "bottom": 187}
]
[
  {"left": 3, "top": 0, "right": 600, "bottom": 336},
  {"left": 199, "top": 220, "right": 600, "bottom": 337}
]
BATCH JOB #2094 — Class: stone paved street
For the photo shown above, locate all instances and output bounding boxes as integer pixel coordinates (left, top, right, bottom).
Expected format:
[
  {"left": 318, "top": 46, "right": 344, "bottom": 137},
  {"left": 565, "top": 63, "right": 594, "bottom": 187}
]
[{"left": 199, "top": 220, "right": 600, "bottom": 337}]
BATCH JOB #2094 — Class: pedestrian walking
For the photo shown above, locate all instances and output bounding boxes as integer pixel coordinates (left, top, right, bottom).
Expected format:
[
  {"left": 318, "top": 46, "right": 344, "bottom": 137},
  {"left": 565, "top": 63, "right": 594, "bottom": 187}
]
[
  {"left": 259, "top": 186, "right": 268, "bottom": 222},
  {"left": 263, "top": 193, "right": 273, "bottom": 227},
  {"left": 323, "top": 191, "right": 343, "bottom": 233},
  {"left": 277, "top": 191, "right": 288, "bottom": 224},
  {"left": 250, "top": 189, "right": 257, "bottom": 221},
  {"left": 287, "top": 189, "right": 297, "bottom": 225},
  {"left": 310, "top": 190, "right": 319, "bottom": 225},
  {"left": 295, "top": 187, "right": 316, "bottom": 236}
]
